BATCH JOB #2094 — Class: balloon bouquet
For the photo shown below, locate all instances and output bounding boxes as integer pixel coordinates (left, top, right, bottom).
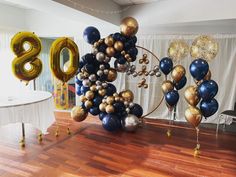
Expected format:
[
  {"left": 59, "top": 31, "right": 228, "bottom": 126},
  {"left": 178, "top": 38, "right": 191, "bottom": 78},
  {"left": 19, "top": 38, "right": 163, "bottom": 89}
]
[
  {"left": 72, "top": 17, "right": 144, "bottom": 132},
  {"left": 185, "top": 35, "right": 219, "bottom": 157},
  {"left": 159, "top": 40, "right": 189, "bottom": 137}
]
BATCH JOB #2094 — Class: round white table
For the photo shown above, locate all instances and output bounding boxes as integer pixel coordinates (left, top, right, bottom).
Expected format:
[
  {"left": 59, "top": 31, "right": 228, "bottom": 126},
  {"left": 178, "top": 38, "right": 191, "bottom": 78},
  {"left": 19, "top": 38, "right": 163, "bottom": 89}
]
[{"left": 0, "top": 91, "right": 55, "bottom": 144}]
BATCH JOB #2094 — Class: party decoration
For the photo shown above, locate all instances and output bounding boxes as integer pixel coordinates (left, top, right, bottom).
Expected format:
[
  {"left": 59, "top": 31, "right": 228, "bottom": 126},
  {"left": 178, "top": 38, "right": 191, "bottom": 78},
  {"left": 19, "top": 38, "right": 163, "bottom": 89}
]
[
  {"left": 198, "top": 80, "right": 218, "bottom": 101},
  {"left": 50, "top": 37, "right": 79, "bottom": 83},
  {"left": 174, "top": 76, "right": 187, "bottom": 90},
  {"left": 11, "top": 31, "right": 42, "bottom": 84},
  {"left": 83, "top": 26, "right": 101, "bottom": 44},
  {"left": 185, "top": 107, "right": 202, "bottom": 128},
  {"left": 120, "top": 17, "right": 139, "bottom": 37},
  {"left": 160, "top": 57, "right": 173, "bottom": 75},
  {"left": 102, "top": 114, "right": 120, "bottom": 132},
  {"left": 71, "top": 106, "right": 88, "bottom": 122},
  {"left": 119, "top": 90, "right": 134, "bottom": 102},
  {"left": 184, "top": 86, "right": 200, "bottom": 106},
  {"left": 200, "top": 99, "right": 219, "bottom": 117},
  {"left": 189, "top": 58, "right": 209, "bottom": 81},
  {"left": 171, "top": 65, "right": 186, "bottom": 82},
  {"left": 162, "top": 80, "right": 174, "bottom": 94},
  {"left": 190, "top": 35, "right": 219, "bottom": 61},
  {"left": 165, "top": 90, "right": 179, "bottom": 108},
  {"left": 168, "top": 40, "right": 189, "bottom": 61},
  {"left": 121, "top": 114, "right": 140, "bottom": 132}
]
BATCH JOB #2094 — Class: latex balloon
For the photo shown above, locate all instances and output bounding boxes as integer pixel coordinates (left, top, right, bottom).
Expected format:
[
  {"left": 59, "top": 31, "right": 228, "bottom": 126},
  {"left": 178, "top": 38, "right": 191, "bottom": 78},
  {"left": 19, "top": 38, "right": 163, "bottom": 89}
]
[
  {"left": 93, "top": 96, "right": 103, "bottom": 106},
  {"left": 106, "top": 96, "right": 115, "bottom": 105},
  {"left": 174, "top": 76, "right": 187, "bottom": 90},
  {"left": 85, "top": 100, "right": 93, "bottom": 109},
  {"left": 106, "top": 47, "right": 115, "bottom": 57},
  {"left": 190, "top": 35, "right": 219, "bottom": 61},
  {"left": 184, "top": 86, "right": 200, "bottom": 106},
  {"left": 104, "top": 36, "right": 114, "bottom": 47},
  {"left": 122, "top": 114, "right": 140, "bottom": 132},
  {"left": 171, "top": 65, "right": 186, "bottom": 82},
  {"left": 105, "top": 105, "right": 115, "bottom": 113},
  {"left": 99, "top": 103, "right": 107, "bottom": 112},
  {"left": 83, "top": 26, "right": 100, "bottom": 44},
  {"left": 204, "top": 70, "right": 211, "bottom": 80},
  {"left": 50, "top": 37, "right": 79, "bottom": 83},
  {"left": 119, "top": 90, "right": 134, "bottom": 102},
  {"left": 189, "top": 58, "right": 209, "bottom": 81},
  {"left": 99, "top": 112, "right": 107, "bottom": 121},
  {"left": 198, "top": 80, "right": 218, "bottom": 101},
  {"left": 159, "top": 57, "right": 173, "bottom": 75},
  {"left": 161, "top": 80, "right": 174, "bottom": 94},
  {"left": 85, "top": 90, "right": 95, "bottom": 100},
  {"left": 114, "top": 41, "right": 124, "bottom": 51},
  {"left": 89, "top": 107, "right": 100, "bottom": 116},
  {"left": 107, "top": 68, "right": 117, "bottom": 82},
  {"left": 168, "top": 40, "right": 189, "bottom": 61},
  {"left": 106, "top": 83, "right": 117, "bottom": 96},
  {"left": 130, "top": 104, "right": 143, "bottom": 118},
  {"left": 120, "top": 17, "right": 139, "bottom": 37},
  {"left": 185, "top": 107, "right": 202, "bottom": 127},
  {"left": 102, "top": 114, "right": 120, "bottom": 132},
  {"left": 71, "top": 106, "right": 88, "bottom": 122},
  {"left": 11, "top": 31, "right": 42, "bottom": 84},
  {"left": 165, "top": 90, "right": 179, "bottom": 107},
  {"left": 200, "top": 98, "right": 219, "bottom": 117}
]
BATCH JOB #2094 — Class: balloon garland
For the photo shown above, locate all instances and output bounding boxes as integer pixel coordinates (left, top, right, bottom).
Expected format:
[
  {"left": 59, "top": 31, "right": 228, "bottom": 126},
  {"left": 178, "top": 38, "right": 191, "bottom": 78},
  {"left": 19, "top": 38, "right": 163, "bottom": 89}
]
[
  {"left": 185, "top": 35, "right": 219, "bottom": 157},
  {"left": 72, "top": 17, "right": 144, "bottom": 132}
]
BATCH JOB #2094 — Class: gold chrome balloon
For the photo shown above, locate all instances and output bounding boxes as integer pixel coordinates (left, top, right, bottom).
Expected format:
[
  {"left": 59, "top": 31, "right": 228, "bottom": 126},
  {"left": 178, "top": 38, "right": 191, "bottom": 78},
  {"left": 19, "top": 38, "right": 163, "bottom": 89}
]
[
  {"left": 98, "top": 89, "right": 106, "bottom": 96},
  {"left": 104, "top": 36, "right": 114, "bottom": 47},
  {"left": 71, "top": 106, "right": 88, "bottom": 122},
  {"left": 161, "top": 80, "right": 174, "bottom": 94},
  {"left": 99, "top": 103, "right": 107, "bottom": 112},
  {"left": 106, "top": 47, "right": 115, "bottom": 57},
  {"left": 190, "top": 35, "right": 219, "bottom": 61},
  {"left": 85, "top": 91, "right": 94, "bottom": 100},
  {"left": 106, "top": 105, "right": 115, "bottom": 113},
  {"left": 171, "top": 65, "right": 186, "bottom": 82},
  {"left": 50, "top": 37, "right": 79, "bottom": 83},
  {"left": 11, "top": 32, "right": 42, "bottom": 84},
  {"left": 168, "top": 40, "right": 189, "bottom": 61},
  {"left": 79, "top": 95, "right": 87, "bottom": 102},
  {"left": 120, "top": 17, "right": 139, "bottom": 37},
  {"left": 90, "top": 85, "right": 97, "bottom": 91},
  {"left": 185, "top": 107, "right": 202, "bottom": 127},
  {"left": 120, "top": 90, "right": 134, "bottom": 102},
  {"left": 204, "top": 70, "right": 211, "bottom": 80},
  {"left": 106, "top": 96, "right": 115, "bottom": 105},
  {"left": 107, "top": 68, "right": 117, "bottom": 82},
  {"left": 114, "top": 41, "right": 124, "bottom": 51},
  {"left": 184, "top": 86, "right": 200, "bottom": 106},
  {"left": 84, "top": 100, "right": 93, "bottom": 109}
]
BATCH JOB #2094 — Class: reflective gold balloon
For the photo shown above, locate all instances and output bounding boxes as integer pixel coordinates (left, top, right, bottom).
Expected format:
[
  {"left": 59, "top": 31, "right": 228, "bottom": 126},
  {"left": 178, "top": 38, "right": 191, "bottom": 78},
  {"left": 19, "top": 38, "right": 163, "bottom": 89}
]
[
  {"left": 107, "top": 68, "right": 117, "bottom": 82},
  {"left": 190, "top": 35, "right": 219, "bottom": 61},
  {"left": 106, "top": 96, "right": 115, "bottom": 105},
  {"left": 104, "top": 36, "right": 114, "bottom": 47},
  {"left": 119, "top": 90, "right": 134, "bottom": 102},
  {"left": 106, "top": 47, "right": 115, "bottom": 57},
  {"left": 185, "top": 107, "right": 202, "bottom": 127},
  {"left": 50, "top": 37, "right": 79, "bottom": 83},
  {"left": 184, "top": 86, "right": 200, "bottom": 106},
  {"left": 99, "top": 103, "right": 107, "bottom": 112},
  {"left": 161, "top": 80, "right": 174, "bottom": 94},
  {"left": 204, "top": 70, "right": 211, "bottom": 80},
  {"left": 168, "top": 40, "right": 189, "bottom": 61},
  {"left": 98, "top": 89, "right": 106, "bottom": 96},
  {"left": 114, "top": 41, "right": 124, "bottom": 51},
  {"left": 84, "top": 100, "right": 93, "bottom": 109},
  {"left": 11, "top": 32, "right": 42, "bottom": 84},
  {"left": 120, "top": 17, "right": 139, "bottom": 37},
  {"left": 106, "top": 105, "right": 115, "bottom": 113},
  {"left": 90, "top": 85, "right": 97, "bottom": 91},
  {"left": 71, "top": 106, "right": 88, "bottom": 122},
  {"left": 171, "top": 65, "right": 186, "bottom": 82},
  {"left": 85, "top": 91, "right": 94, "bottom": 100},
  {"left": 79, "top": 95, "right": 87, "bottom": 102}
]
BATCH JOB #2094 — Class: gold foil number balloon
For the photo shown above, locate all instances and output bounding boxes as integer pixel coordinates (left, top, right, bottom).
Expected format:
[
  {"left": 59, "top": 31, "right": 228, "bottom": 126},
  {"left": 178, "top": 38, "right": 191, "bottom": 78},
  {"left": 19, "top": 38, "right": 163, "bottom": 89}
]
[
  {"left": 11, "top": 31, "right": 42, "bottom": 84},
  {"left": 185, "top": 107, "right": 202, "bottom": 128},
  {"left": 168, "top": 40, "right": 189, "bottom": 62},
  {"left": 50, "top": 37, "right": 79, "bottom": 83},
  {"left": 190, "top": 35, "right": 219, "bottom": 61}
]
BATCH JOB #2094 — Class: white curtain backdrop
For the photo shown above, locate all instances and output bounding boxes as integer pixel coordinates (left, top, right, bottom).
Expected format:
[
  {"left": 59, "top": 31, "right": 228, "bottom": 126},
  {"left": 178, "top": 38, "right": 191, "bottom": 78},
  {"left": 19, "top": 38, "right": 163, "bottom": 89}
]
[{"left": 76, "top": 34, "right": 236, "bottom": 124}]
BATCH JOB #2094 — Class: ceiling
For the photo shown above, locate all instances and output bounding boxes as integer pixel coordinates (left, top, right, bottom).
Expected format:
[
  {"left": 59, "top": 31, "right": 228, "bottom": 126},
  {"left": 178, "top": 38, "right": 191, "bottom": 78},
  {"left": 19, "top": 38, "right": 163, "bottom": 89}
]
[{"left": 112, "top": 0, "right": 160, "bottom": 6}]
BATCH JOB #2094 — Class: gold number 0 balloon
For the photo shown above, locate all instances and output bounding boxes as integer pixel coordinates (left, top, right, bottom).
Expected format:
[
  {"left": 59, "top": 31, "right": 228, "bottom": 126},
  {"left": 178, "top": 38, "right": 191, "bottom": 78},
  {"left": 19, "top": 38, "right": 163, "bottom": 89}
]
[
  {"left": 11, "top": 32, "right": 42, "bottom": 84},
  {"left": 50, "top": 38, "right": 79, "bottom": 84}
]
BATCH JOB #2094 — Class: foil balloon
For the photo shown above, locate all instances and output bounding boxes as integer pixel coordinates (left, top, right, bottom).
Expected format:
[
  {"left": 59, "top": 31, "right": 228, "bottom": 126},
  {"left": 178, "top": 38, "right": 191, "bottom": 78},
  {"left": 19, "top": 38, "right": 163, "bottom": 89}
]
[
  {"left": 171, "top": 65, "right": 186, "bottom": 83},
  {"left": 11, "top": 31, "right": 42, "bottom": 84},
  {"left": 190, "top": 35, "right": 219, "bottom": 61},
  {"left": 168, "top": 40, "right": 189, "bottom": 61},
  {"left": 71, "top": 106, "right": 88, "bottom": 122},
  {"left": 120, "top": 17, "right": 139, "bottom": 37},
  {"left": 184, "top": 86, "right": 200, "bottom": 106},
  {"left": 122, "top": 114, "right": 140, "bottom": 132},
  {"left": 162, "top": 80, "right": 174, "bottom": 94},
  {"left": 50, "top": 37, "right": 79, "bottom": 84},
  {"left": 185, "top": 107, "right": 202, "bottom": 127}
]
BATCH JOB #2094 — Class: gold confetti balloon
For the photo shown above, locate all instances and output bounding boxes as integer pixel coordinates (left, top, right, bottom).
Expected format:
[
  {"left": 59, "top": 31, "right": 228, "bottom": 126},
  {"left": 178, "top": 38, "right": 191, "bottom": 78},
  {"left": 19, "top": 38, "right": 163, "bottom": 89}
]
[
  {"left": 71, "top": 106, "right": 88, "bottom": 122},
  {"left": 168, "top": 40, "right": 189, "bottom": 62},
  {"left": 120, "top": 17, "right": 139, "bottom": 37},
  {"left": 190, "top": 35, "right": 219, "bottom": 61}
]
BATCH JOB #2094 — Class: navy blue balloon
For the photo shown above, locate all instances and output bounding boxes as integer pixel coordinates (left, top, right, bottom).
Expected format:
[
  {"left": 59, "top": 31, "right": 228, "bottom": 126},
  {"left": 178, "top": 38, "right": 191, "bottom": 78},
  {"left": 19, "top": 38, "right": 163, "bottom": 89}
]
[
  {"left": 113, "top": 101, "right": 126, "bottom": 112},
  {"left": 102, "top": 114, "right": 120, "bottom": 132},
  {"left": 80, "top": 86, "right": 89, "bottom": 94},
  {"left": 198, "top": 80, "right": 218, "bottom": 101},
  {"left": 76, "top": 85, "right": 82, "bottom": 95},
  {"left": 99, "top": 112, "right": 107, "bottom": 121},
  {"left": 85, "top": 64, "right": 96, "bottom": 74},
  {"left": 130, "top": 104, "right": 143, "bottom": 118},
  {"left": 106, "top": 83, "right": 117, "bottom": 96},
  {"left": 117, "top": 56, "right": 126, "bottom": 64},
  {"left": 83, "top": 26, "right": 100, "bottom": 44},
  {"left": 165, "top": 90, "right": 179, "bottom": 107},
  {"left": 189, "top": 58, "right": 209, "bottom": 81},
  {"left": 75, "top": 77, "right": 82, "bottom": 85},
  {"left": 89, "top": 107, "right": 100, "bottom": 116},
  {"left": 93, "top": 96, "right": 103, "bottom": 106},
  {"left": 82, "top": 53, "right": 95, "bottom": 64},
  {"left": 160, "top": 57, "right": 173, "bottom": 75},
  {"left": 131, "top": 36, "right": 137, "bottom": 43},
  {"left": 200, "top": 99, "right": 219, "bottom": 117},
  {"left": 174, "top": 76, "right": 187, "bottom": 90},
  {"left": 98, "top": 43, "right": 107, "bottom": 53},
  {"left": 112, "top": 33, "right": 122, "bottom": 41},
  {"left": 128, "top": 47, "right": 138, "bottom": 58}
]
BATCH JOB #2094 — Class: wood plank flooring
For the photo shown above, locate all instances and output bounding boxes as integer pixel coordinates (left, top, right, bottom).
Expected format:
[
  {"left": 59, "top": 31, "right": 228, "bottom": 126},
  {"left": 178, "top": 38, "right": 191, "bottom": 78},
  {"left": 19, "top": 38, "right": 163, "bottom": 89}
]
[{"left": 0, "top": 112, "right": 235, "bottom": 177}]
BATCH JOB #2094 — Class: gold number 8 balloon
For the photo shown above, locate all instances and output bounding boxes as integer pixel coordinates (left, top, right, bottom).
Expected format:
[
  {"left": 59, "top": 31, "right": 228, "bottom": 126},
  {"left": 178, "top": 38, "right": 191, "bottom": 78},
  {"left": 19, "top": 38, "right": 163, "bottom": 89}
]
[
  {"left": 11, "top": 32, "right": 42, "bottom": 85},
  {"left": 50, "top": 37, "right": 79, "bottom": 84}
]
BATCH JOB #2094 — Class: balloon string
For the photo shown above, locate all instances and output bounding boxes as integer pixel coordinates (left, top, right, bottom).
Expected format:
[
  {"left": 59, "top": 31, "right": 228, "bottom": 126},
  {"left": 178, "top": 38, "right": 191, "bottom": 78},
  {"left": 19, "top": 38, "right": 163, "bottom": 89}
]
[
  {"left": 194, "top": 127, "right": 200, "bottom": 157},
  {"left": 167, "top": 108, "right": 172, "bottom": 138}
]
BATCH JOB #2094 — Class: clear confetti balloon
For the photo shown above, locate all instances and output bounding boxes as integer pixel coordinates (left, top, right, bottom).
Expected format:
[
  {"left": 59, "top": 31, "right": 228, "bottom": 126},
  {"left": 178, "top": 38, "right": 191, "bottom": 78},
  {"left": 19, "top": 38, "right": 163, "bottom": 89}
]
[{"left": 168, "top": 40, "right": 189, "bottom": 62}]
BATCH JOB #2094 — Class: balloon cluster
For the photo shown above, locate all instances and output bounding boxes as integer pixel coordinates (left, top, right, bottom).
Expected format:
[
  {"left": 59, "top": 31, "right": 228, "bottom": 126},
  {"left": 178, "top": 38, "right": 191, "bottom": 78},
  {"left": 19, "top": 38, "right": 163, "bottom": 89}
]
[
  {"left": 72, "top": 17, "right": 143, "bottom": 132},
  {"left": 159, "top": 57, "right": 187, "bottom": 110},
  {"left": 184, "top": 59, "right": 219, "bottom": 127}
]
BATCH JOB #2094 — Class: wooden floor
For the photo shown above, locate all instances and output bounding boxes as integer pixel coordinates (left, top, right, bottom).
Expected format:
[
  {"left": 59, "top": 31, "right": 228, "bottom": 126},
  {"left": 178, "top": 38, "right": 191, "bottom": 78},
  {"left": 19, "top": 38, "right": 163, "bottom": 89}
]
[{"left": 0, "top": 112, "right": 235, "bottom": 177}]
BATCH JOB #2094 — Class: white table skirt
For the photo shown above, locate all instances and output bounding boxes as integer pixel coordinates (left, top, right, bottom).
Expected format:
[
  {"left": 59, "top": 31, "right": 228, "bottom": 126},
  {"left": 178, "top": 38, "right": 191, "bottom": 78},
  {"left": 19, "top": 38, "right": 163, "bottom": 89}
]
[{"left": 0, "top": 91, "right": 55, "bottom": 134}]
